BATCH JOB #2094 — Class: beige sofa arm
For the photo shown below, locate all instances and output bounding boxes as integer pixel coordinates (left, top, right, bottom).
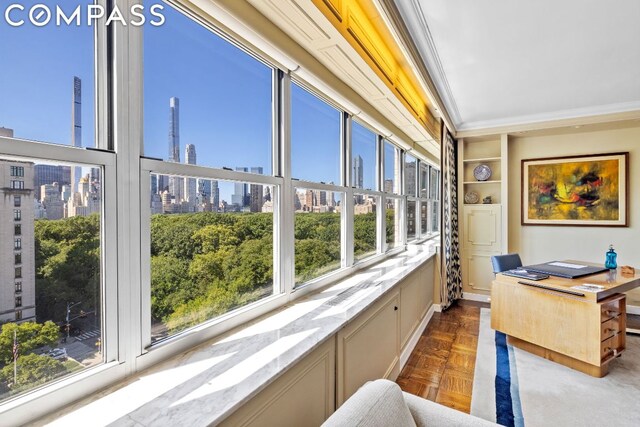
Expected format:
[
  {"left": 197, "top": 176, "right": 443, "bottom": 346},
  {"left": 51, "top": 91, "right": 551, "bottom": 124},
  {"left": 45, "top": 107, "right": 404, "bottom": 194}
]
[{"left": 403, "top": 392, "right": 496, "bottom": 427}]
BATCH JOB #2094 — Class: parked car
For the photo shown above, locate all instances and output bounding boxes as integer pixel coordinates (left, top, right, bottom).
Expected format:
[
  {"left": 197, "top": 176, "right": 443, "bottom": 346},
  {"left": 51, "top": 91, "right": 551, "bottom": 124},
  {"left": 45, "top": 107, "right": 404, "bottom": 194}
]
[{"left": 47, "top": 348, "right": 67, "bottom": 361}]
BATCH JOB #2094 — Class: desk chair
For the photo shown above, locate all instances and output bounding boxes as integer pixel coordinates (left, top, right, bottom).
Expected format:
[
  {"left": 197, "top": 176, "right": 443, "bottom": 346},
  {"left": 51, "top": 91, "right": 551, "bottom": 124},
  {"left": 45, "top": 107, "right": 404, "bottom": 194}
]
[{"left": 491, "top": 253, "right": 522, "bottom": 274}]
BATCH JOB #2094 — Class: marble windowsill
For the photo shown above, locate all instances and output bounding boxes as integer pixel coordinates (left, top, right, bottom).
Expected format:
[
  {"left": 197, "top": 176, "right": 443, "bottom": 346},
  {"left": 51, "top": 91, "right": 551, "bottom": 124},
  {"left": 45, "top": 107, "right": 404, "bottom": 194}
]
[{"left": 38, "top": 245, "right": 437, "bottom": 427}]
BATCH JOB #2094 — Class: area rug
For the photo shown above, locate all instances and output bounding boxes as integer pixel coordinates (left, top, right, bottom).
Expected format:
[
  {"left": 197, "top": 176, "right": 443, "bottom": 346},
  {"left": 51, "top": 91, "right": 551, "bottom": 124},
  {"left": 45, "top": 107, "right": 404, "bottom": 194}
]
[{"left": 471, "top": 309, "right": 640, "bottom": 426}]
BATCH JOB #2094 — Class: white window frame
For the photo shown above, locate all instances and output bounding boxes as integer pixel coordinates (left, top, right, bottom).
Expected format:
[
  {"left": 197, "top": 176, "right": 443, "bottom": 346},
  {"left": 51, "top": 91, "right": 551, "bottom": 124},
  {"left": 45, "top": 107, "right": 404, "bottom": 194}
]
[
  {"left": 0, "top": 137, "right": 122, "bottom": 421},
  {"left": 0, "top": 0, "right": 437, "bottom": 421}
]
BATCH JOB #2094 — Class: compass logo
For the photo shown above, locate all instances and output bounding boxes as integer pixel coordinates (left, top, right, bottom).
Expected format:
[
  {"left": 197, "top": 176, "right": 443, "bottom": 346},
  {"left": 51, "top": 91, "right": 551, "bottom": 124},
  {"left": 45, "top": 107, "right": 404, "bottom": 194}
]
[{"left": 3, "top": 3, "right": 166, "bottom": 27}]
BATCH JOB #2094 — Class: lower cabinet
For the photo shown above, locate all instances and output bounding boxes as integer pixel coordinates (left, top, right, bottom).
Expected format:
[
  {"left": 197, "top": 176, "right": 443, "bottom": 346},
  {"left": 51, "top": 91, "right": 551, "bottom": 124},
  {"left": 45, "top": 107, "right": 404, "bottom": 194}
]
[
  {"left": 462, "top": 250, "right": 497, "bottom": 294},
  {"left": 336, "top": 291, "right": 400, "bottom": 406},
  {"left": 400, "top": 260, "right": 433, "bottom": 348},
  {"left": 221, "top": 257, "right": 436, "bottom": 424},
  {"left": 220, "top": 338, "right": 335, "bottom": 427}
]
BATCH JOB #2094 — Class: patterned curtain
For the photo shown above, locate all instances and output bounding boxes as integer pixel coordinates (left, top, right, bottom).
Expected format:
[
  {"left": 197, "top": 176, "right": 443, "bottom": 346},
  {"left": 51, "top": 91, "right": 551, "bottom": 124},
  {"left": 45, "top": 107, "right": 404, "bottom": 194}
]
[{"left": 440, "top": 128, "right": 462, "bottom": 310}]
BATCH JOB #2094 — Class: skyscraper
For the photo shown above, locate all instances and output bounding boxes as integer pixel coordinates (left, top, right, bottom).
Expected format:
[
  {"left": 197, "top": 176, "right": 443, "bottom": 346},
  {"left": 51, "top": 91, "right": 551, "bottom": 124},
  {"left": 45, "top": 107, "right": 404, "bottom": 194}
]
[
  {"left": 167, "top": 97, "right": 183, "bottom": 201},
  {"left": 71, "top": 77, "right": 82, "bottom": 194},
  {"left": 249, "top": 167, "right": 264, "bottom": 212},
  {"left": 232, "top": 167, "right": 249, "bottom": 208},
  {"left": 168, "top": 97, "right": 180, "bottom": 163},
  {"left": 211, "top": 180, "right": 220, "bottom": 211},
  {"left": 34, "top": 164, "right": 71, "bottom": 200},
  {"left": 185, "top": 144, "right": 197, "bottom": 205},
  {"left": 353, "top": 155, "right": 364, "bottom": 189}
]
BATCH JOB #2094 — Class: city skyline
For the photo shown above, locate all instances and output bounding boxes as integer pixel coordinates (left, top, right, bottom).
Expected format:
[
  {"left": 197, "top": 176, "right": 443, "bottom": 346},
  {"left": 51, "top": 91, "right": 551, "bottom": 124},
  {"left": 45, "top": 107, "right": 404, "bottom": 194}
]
[{"left": 1, "top": 4, "right": 388, "bottom": 193}]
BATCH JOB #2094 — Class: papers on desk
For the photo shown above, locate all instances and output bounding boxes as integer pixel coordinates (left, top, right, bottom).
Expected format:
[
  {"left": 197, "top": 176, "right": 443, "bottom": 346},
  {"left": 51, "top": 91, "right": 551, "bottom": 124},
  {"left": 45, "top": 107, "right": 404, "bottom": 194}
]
[
  {"left": 571, "top": 284, "right": 605, "bottom": 293},
  {"left": 549, "top": 262, "right": 587, "bottom": 269}
]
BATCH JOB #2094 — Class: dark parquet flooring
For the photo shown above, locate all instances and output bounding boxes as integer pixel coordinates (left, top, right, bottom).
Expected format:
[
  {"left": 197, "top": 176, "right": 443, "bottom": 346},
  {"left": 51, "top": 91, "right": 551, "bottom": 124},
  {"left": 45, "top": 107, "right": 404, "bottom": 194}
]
[
  {"left": 397, "top": 300, "right": 640, "bottom": 414},
  {"left": 396, "top": 300, "right": 488, "bottom": 413}
]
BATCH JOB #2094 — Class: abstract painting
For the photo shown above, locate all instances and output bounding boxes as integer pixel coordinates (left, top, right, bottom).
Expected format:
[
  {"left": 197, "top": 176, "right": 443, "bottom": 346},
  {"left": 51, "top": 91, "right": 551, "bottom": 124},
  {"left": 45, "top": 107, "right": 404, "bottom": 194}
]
[{"left": 522, "top": 152, "right": 628, "bottom": 226}]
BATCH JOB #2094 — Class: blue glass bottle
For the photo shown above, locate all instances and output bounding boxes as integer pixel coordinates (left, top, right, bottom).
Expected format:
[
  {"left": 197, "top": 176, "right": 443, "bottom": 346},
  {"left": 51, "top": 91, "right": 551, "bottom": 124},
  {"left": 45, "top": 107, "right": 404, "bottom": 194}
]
[{"left": 605, "top": 245, "right": 617, "bottom": 269}]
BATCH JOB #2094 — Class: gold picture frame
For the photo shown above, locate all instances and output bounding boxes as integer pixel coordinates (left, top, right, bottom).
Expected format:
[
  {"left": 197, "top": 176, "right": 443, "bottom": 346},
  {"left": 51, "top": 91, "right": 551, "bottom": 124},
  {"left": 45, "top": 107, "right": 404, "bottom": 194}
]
[{"left": 521, "top": 152, "right": 628, "bottom": 226}]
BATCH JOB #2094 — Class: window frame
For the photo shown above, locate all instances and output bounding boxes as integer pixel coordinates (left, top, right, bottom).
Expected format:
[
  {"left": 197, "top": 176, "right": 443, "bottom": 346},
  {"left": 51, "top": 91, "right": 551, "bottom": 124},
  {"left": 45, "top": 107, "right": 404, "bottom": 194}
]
[
  {"left": 0, "top": 0, "right": 442, "bottom": 420},
  {"left": 0, "top": 134, "right": 120, "bottom": 419}
]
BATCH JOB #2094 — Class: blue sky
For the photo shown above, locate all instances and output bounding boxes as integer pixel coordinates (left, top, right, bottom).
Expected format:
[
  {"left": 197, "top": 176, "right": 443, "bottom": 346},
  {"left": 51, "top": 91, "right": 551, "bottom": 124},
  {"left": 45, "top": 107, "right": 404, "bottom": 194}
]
[
  {"left": 0, "top": 2, "right": 385, "bottom": 203},
  {"left": 0, "top": 1, "right": 95, "bottom": 146}
]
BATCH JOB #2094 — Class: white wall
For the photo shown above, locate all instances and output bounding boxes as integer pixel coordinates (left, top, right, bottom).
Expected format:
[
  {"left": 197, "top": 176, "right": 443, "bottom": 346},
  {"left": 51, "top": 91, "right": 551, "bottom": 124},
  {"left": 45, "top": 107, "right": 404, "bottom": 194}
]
[{"left": 508, "top": 123, "right": 640, "bottom": 306}]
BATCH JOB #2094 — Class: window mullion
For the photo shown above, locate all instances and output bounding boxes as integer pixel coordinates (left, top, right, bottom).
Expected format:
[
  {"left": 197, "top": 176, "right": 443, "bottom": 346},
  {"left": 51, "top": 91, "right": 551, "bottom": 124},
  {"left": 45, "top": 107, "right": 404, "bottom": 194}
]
[
  {"left": 113, "top": 0, "right": 142, "bottom": 371},
  {"left": 343, "top": 113, "right": 353, "bottom": 267},
  {"left": 280, "top": 71, "right": 295, "bottom": 297}
]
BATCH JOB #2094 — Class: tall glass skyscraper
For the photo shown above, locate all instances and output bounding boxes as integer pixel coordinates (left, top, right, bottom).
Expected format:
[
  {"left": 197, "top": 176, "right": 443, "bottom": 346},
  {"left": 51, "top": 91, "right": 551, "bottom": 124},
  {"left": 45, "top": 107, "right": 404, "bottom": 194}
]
[
  {"left": 71, "top": 77, "right": 82, "bottom": 194},
  {"left": 185, "top": 144, "right": 197, "bottom": 204},
  {"left": 353, "top": 155, "right": 364, "bottom": 189},
  {"left": 168, "top": 97, "right": 180, "bottom": 163},
  {"left": 168, "top": 97, "right": 183, "bottom": 201}
]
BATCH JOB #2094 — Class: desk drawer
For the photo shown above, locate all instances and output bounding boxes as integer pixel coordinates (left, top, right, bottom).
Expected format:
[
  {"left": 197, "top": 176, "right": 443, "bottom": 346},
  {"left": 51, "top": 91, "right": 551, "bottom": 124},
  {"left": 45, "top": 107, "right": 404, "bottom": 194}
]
[
  {"left": 601, "top": 333, "right": 624, "bottom": 362},
  {"left": 601, "top": 299, "right": 623, "bottom": 322},
  {"left": 600, "top": 316, "right": 621, "bottom": 341}
]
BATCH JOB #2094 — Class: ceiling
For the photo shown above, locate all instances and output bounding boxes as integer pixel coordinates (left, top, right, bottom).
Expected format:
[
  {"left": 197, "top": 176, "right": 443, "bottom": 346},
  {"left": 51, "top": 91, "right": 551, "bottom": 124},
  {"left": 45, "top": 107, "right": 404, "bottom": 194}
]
[{"left": 392, "top": 0, "right": 640, "bottom": 132}]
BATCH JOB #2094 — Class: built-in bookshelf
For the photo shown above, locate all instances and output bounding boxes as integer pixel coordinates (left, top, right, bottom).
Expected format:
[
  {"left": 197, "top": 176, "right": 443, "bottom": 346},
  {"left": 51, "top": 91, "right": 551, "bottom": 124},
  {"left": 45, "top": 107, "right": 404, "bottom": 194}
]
[{"left": 457, "top": 135, "right": 509, "bottom": 297}]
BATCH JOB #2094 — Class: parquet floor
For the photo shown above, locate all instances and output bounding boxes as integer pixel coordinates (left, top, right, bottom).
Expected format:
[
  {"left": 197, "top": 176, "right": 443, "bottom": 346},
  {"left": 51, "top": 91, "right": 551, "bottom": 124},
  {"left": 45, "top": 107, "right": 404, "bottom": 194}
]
[
  {"left": 396, "top": 300, "right": 488, "bottom": 413},
  {"left": 397, "top": 300, "right": 640, "bottom": 414}
]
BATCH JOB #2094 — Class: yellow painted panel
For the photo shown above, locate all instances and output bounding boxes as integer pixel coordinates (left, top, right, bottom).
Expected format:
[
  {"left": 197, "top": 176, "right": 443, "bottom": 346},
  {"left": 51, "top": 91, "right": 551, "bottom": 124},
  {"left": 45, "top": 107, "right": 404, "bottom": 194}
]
[
  {"left": 311, "top": 0, "right": 439, "bottom": 142},
  {"left": 322, "top": 0, "right": 343, "bottom": 21},
  {"left": 346, "top": 3, "right": 396, "bottom": 83}
]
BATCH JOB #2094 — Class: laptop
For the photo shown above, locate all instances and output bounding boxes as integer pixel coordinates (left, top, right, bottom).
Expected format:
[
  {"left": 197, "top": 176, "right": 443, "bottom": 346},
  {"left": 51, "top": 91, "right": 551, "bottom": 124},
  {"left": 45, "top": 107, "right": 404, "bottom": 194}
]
[
  {"left": 501, "top": 268, "right": 549, "bottom": 281},
  {"left": 522, "top": 261, "right": 608, "bottom": 279}
]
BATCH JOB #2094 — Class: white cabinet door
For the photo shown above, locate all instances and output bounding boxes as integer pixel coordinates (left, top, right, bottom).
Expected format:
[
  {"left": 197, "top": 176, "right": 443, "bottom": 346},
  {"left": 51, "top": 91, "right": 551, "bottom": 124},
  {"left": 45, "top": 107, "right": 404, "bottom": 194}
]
[
  {"left": 400, "top": 259, "right": 433, "bottom": 349},
  {"left": 221, "top": 339, "right": 335, "bottom": 427},
  {"left": 463, "top": 205, "right": 501, "bottom": 252},
  {"left": 462, "top": 250, "right": 497, "bottom": 293},
  {"left": 336, "top": 291, "right": 400, "bottom": 406}
]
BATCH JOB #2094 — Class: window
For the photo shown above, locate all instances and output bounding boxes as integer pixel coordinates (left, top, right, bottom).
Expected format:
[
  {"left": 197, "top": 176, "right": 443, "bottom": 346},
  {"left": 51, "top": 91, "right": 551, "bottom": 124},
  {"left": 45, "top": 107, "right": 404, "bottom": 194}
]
[
  {"left": 291, "top": 84, "right": 342, "bottom": 184},
  {"left": 354, "top": 194, "right": 378, "bottom": 261},
  {"left": 294, "top": 188, "right": 343, "bottom": 285},
  {"left": 404, "top": 154, "right": 417, "bottom": 197},
  {"left": 405, "top": 154, "right": 418, "bottom": 242},
  {"left": 11, "top": 166, "right": 25, "bottom": 177},
  {"left": 144, "top": 5, "right": 272, "bottom": 175},
  {"left": 10, "top": 180, "right": 25, "bottom": 189},
  {"left": 386, "top": 197, "right": 402, "bottom": 250},
  {"left": 0, "top": 156, "right": 105, "bottom": 404},
  {"left": 352, "top": 122, "right": 377, "bottom": 191},
  {"left": 420, "top": 201, "right": 429, "bottom": 235},
  {"left": 419, "top": 162, "right": 429, "bottom": 198},
  {"left": 406, "top": 200, "right": 416, "bottom": 241},
  {"left": 1, "top": 0, "right": 438, "bottom": 417},
  {"left": 430, "top": 167, "right": 441, "bottom": 233},
  {"left": 148, "top": 174, "right": 276, "bottom": 344},
  {"left": 384, "top": 141, "right": 400, "bottom": 194}
]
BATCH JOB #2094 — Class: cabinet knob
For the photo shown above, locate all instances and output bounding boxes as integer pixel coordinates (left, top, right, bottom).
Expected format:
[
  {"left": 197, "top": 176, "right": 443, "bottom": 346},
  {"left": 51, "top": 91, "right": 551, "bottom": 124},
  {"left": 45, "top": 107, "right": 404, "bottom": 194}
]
[{"left": 394, "top": 306, "right": 398, "bottom": 311}]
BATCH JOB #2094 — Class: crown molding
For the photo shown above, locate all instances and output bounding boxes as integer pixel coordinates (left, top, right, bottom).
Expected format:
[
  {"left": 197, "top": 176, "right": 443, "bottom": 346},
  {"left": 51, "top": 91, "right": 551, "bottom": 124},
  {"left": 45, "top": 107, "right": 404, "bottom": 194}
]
[
  {"left": 393, "top": 0, "right": 462, "bottom": 129},
  {"left": 456, "top": 102, "right": 640, "bottom": 138},
  {"left": 374, "top": 0, "right": 454, "bottom": 134}
]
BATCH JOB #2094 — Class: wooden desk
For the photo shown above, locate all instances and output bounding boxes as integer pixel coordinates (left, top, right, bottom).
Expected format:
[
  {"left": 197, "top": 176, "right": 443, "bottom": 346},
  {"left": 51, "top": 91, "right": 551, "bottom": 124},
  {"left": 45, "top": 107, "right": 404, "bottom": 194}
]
[{"left": 491, "top": 262, "right": 640, "bottom": 377}]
